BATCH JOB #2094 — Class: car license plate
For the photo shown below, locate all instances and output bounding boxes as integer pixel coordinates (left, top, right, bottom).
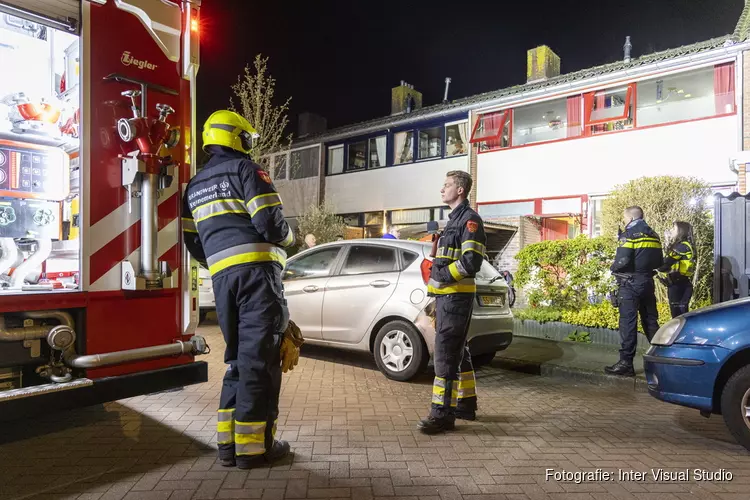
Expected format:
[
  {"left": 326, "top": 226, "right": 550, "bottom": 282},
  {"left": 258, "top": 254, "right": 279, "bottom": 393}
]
[{"left": 480, "top": 295, "right": 504, "bottom": 307}]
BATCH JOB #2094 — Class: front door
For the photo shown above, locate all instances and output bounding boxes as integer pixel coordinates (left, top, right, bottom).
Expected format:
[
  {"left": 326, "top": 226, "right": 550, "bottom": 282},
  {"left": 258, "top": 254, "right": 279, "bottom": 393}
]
[
  {"left": 321, "top": 244, "right": 399, "bottom": 344},
  {"left": 282, "top": 245, "right": 344, "bottom": 340}
]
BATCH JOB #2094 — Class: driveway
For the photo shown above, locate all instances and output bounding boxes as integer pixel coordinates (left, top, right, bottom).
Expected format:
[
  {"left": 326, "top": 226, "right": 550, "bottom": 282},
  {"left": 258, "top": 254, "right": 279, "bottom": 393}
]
[{"left": 0, "top": 321, "right": 748, "bottom": 500}]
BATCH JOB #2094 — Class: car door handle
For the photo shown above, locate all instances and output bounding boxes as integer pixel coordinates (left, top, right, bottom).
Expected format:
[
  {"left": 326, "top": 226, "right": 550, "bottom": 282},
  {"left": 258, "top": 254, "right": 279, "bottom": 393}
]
[
  {"left": 369, "top": 280, "right": 391, "bottom": 288},
  {"left": 303, "top": 285, "right": 319, "bottom": 293}
]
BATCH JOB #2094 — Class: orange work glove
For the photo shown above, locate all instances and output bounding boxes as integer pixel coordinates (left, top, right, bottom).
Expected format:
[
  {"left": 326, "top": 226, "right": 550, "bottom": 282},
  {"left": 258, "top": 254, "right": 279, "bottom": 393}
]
[{"left": 280, "top": 320, "right": 304, "bottom": 373}]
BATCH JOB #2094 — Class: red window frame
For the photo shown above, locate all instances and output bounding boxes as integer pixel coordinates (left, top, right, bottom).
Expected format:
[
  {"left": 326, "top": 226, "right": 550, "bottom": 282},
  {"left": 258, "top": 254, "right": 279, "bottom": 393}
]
[
  {"left": 583, "top": 83, "right": 635, "bottom": 132},
  {"left": 470, "top": 109, "right": 511, "bottom": 149}
]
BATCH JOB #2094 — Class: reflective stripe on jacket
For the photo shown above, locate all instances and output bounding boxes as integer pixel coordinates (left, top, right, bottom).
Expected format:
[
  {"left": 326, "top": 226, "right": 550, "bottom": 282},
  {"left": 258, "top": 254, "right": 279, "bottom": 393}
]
[{"left": 181, "top": 147, "right": 295, "bottom": 276}]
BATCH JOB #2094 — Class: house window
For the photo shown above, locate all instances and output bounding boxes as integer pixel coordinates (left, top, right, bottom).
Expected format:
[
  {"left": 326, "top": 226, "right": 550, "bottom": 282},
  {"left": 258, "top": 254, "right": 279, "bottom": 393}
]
[
  {"left": 327, "top": 145, "right": 343, "bottom": 175},
  {"left": 636, "top": 63, "right": 736, "bottom": 127},
  {"left": 289, "top": 147, "right": 319, "bottom": 179},
  {"left": 347, "top": 141, "right": 367, "bottom": 172},
  {"left": 445, "top": 122, "right": 468, "bottom": 156},
  {"left": 470, "top": 110, "right": 511, "bottom": 151},
  {"left": 584, "top": 84, "right": 634, "bottom": 134},
  {"left": 369, "top": 136, "right": 387, "bottom": 169},
  {"left": 273, "top": 154, "right": 287, "bottom": 180},
  {"left": 478, "top": 201, "right": 535, "bottom": 218},
  {"left": 419, "top": 126, "right": 442, "bottom": 159},
  {"left": 512, "top": 98, "right": 576, "bottom": 146},
  {"left": 393, "top": 131, "right": 414, "bottom": 165}
]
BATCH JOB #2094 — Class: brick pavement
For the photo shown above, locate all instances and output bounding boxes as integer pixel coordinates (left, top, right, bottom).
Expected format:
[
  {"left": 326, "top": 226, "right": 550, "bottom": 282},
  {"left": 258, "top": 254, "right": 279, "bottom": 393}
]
[{"left": 1, "top": 323, "right": 749, "bottom": 500}]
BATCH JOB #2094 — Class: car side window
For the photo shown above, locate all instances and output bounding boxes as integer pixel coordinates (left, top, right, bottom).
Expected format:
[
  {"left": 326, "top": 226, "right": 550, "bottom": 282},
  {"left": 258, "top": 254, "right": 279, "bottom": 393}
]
[
  {"left": 400, "top": 250, "right": 419, "bottom": 270},
  {"left": 284, "top": 247, "right": 342, "bottom": 280},
  {"left": 340, "top": 245, "right": 398, "bottom": 276}
]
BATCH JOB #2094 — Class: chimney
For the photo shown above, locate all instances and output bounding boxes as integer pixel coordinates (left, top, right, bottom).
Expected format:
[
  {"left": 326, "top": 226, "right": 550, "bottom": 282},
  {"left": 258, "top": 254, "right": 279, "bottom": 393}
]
[
  {"left": 297, "top": 112, "right": 327, "bottom": 139},
  {"left": 623, "top": 36, "right": 633, "bottom": 63},
  {"left": 391, "top": 81, "right": 423, "bottom": 115},
  {"left": 526, "top": 45, "right": 561, "bottom": 83},
  {"left": 443, "top": 77, "right": 452, "bottom": 103}
]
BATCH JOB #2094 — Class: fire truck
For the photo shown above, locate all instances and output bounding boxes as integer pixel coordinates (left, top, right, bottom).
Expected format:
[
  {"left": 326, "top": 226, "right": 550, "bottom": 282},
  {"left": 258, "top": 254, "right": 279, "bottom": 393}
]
[{"left": 0, "top": 0, "right": 208, "bottom": 420}]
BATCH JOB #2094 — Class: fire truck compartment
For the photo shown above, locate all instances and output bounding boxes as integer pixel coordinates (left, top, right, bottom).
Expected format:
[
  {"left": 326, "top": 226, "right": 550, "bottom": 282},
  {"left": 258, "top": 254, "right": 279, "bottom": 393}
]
[{"left": 0, "top": 10, "right": 81, "bottom": 295}]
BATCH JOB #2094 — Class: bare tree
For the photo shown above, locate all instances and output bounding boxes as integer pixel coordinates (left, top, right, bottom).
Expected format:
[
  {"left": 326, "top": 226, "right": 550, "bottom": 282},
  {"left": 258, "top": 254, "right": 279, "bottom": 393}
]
[{"left": 230, "top": 54, "right": 293, "bottom": 168}]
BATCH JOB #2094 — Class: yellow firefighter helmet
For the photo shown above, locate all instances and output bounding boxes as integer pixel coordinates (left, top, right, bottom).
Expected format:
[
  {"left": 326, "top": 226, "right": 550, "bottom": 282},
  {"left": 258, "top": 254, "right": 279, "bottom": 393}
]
[{"left": 202, "top": 110, "right": 259, "bottom": 154}]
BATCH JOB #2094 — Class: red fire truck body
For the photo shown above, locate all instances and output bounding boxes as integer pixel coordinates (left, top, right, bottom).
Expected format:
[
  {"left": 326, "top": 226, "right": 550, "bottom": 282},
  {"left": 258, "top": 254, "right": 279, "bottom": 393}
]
[{"left": 0, "top": 0, "right": 208, "bottom": 420}]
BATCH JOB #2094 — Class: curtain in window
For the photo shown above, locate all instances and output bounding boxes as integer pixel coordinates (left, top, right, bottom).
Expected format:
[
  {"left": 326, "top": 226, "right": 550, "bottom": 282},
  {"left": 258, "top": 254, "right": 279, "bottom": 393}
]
[
  {"left": 376, "top": 136, "right": 386, "bottom": 166},
  {"left": 484, "top": 112, "right": 506, "bottom": 149},
  {"left": 457, "top": 122, "right": 468, "bottom": 146},
  {"left": 566, "top": 95, "right": 582, "bottom": 138},
  {"left": 714, "top": 62, "right": 735, "bottom": 114}
]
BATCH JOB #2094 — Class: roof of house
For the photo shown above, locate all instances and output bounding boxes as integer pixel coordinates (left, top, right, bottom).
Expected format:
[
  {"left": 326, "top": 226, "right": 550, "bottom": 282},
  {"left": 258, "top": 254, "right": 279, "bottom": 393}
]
[{"left": 291, "top": 2, "right": 750, "bottom": 148}]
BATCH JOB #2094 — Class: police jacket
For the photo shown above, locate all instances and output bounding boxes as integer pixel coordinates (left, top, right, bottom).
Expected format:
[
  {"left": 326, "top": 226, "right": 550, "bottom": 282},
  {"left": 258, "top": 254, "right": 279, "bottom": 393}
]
[
  {"left": 610, "top": 219, "right": 663, "bottom": 277},
  {"left": 658, "top": 240, "right": 696, "bottom": 282},
  {"left": 428, "top": 199, "right": 486, "bottom": 296},
  {"left": 181, "top": 146, "right": 295, "bottom": 277}
]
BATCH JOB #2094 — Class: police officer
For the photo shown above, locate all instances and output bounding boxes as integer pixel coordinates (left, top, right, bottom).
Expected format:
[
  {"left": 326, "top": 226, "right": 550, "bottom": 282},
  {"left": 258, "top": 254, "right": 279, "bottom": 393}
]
[
  {"left": 182, "top": 110, "right": 297, "bottom": 469},
  {"left": 657, "top": 221, "right": 696, "bottom": 318},
  {"left": 606, "top": 206, "right": 663, "bottom": 377},
  {"left": 418, "top": 170, "right": 486, "bottom": 434}
]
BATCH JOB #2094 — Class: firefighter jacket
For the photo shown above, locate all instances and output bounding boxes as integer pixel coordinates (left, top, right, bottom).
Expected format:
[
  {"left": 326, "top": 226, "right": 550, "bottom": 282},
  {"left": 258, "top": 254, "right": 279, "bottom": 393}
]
[
  {"left": 428, "top": 199, "right": 487, "bottom": 296},
  {"left": 181, "top": 147, "right": 295, "bottom": 277},
  {"left": 610, "top": 219, "right": 663, "bottom": 277},
  {"left": 658, "top": 240, "right": 696, "bottom": 281}
]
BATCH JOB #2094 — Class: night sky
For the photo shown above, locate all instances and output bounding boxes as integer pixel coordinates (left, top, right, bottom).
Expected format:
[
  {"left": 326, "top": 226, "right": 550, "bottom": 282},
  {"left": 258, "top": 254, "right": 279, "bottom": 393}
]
[{"left": 197, "top": 0, "right": 745, "bottom": 137}]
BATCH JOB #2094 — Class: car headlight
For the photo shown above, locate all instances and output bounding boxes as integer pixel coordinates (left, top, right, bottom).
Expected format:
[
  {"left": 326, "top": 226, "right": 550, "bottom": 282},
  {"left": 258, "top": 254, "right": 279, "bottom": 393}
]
[{"left": 650, "top": 317, "right": 685, "bottom": 346}]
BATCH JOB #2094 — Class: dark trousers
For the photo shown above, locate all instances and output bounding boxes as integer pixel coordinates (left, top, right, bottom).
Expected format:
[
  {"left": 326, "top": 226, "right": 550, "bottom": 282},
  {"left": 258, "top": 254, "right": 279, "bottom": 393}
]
[
  {"left": 430, "top": 294, "right": 477, "bottom": 419},
  {"left": 618, "top": 275, "right": 659, "bottom": 364},
  {"left": 668, "top": 280, "right": 693, "bottom": 318},
  {"left": 213, "top": 264, "right": 284, "bottom": 464}
]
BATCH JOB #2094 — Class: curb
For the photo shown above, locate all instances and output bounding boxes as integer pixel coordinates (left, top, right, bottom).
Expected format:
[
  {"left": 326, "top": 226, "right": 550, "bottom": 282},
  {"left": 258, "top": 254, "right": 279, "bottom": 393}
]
[{"left": 491, "top": 355, "right": 649, "bottom": 392}]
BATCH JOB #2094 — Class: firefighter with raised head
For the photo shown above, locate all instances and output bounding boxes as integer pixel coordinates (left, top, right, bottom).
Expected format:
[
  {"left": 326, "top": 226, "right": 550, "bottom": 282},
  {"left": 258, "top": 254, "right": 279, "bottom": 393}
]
[
  {"left": 606, "top": 206, "right": 663, "bottom": 377},
  {"left": 419, "top": 170, "right": 486, "bottom": 434},
  {"left": 658, "top": 221, "right": 696, "bottom": 318},
  {"left": 181, "top": 110, "right": 302, "bottom": 469}
]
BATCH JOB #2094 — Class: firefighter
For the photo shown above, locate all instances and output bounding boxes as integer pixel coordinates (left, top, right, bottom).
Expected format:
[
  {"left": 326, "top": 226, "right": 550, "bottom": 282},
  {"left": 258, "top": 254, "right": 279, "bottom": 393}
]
[
  {"left": 657, "top": 221, "right": 696, "bottom": 318},
  {"left": 181, "top": 110, "right": 298, "bottom": 469},
  {"left": 606, "top": 206, "right": 663, "bottom": 377},
  {"left": 418, "top": 170, "right": 486, "bottom": 434}
]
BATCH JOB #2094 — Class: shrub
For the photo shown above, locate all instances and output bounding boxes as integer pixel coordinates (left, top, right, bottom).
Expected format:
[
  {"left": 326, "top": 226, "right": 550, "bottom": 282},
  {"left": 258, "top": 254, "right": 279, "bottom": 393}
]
[
  {"left": 295, "top": 202, "right": 346, "bottom": 247},
  {"left": 515, "top": 236, "right": 616, "bottom": 309},
  {"left": 519, "top": 301, "right": 673, "bottom": 332}
]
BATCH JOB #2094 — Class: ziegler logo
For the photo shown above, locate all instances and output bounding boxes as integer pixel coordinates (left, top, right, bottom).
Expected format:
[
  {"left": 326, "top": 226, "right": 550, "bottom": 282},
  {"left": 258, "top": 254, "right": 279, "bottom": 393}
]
[{"left": 121, "top": 51, "right": 158, "bottom": 71}]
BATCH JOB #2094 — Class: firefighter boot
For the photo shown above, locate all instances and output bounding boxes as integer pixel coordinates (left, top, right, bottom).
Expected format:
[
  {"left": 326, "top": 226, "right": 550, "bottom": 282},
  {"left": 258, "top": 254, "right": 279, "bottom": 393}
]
[
  {"left": 236, "top": 440, "right": 291, "bottom": 470},
  {"left": 604, "top": 360, "right": 635, "bottom": 377},
  {"left": 417, "top": 416, "right": 456, "bottom": 434}
]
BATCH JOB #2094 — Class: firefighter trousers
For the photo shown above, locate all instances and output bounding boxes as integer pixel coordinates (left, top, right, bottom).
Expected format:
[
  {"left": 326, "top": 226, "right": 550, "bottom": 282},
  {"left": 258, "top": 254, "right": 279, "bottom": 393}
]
[
  {"left": 430, "top": 294, "right": 477, "bottom": 419},
  {"left": 617, "top": 275, "right": 659, "bottom": 365},
  {"left": 668, "top": 280, "right": 693, "bottom": 318},
  {"left": 213, "top": 264, "right": 285, "bottom": 464}
]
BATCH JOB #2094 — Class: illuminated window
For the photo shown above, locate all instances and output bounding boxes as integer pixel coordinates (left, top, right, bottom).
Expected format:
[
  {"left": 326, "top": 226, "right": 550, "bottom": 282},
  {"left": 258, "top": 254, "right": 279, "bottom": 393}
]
[
  {"left": 584, "top": 84, "right": 634, "bottom": 134},
  {"left": 470, "top": 110, "right": 511, "bottom": 151},
  {"left": 393, "top": 131, "right": 414, "bottom": 164}
]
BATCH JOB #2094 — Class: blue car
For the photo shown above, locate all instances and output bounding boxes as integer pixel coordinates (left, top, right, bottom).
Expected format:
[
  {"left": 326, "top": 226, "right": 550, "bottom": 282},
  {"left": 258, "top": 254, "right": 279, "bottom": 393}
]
[{"left": 644, "top": 297, "right": 750, "bottom": 451}]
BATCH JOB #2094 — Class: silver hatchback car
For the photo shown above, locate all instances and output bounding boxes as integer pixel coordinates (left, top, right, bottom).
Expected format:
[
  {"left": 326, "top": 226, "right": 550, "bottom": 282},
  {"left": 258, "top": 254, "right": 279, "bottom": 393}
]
[{"left": 283, "top": 239, "right": 513, "bottom": 381}]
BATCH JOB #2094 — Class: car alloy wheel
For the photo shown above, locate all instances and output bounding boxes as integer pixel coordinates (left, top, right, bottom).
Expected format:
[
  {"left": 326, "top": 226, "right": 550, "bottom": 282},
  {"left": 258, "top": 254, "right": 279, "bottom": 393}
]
[
  {"left": 380, "top": 329, "right": 414, "bottom": 373},
  {"left": 742, "top": 387, "right": 750, "bottom": 431}
]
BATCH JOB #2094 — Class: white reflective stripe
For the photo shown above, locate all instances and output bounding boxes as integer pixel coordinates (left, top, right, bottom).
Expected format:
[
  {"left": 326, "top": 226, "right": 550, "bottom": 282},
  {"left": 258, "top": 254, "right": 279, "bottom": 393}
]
[
  {"left": 280, "top": 229, "right": 295, "bottom": 248},
  {"left": 182, "top": 217, "right": 197, "bottom": 232},
  {"left": 462, "top": 240, "right": 485, "bottom": 254},
  {"left": 192, "top": 198, "right": 247, "bottom": 222},
  {"left": 246, "top": 193, "right": 283, "bottom": 217},
  {"left": 454, "top": 261, "right": 468, "bottom": 277},
  {"left": 206, "top": 243, "right": 287, "bottom": 268}
]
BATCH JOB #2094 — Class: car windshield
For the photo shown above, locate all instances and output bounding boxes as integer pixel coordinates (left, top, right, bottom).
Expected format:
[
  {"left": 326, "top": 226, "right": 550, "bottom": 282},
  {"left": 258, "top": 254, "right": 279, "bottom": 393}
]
[{"left": 475, "top": 260, "right": 502, "bottom": 281}]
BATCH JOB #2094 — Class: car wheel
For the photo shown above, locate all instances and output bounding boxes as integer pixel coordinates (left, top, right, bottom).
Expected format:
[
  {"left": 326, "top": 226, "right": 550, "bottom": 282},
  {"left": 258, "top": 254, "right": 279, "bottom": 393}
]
[
  {"left": 373, "top": 320, "right": 428, "bottom": 382},
  {"left": 720, "top": 365, "right": 750, "bottom": 452},
  {"left": 471, "top": 352, "right": 496, "bottom": 368}
]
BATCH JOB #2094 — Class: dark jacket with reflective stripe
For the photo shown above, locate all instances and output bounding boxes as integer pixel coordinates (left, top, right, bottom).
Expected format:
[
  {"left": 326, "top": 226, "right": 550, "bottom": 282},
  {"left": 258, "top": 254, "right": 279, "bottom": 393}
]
[
  {"left": 181, "top": 147, "right": 295, "bottom": 277},
  {"left": 658, "top": 240, "right": 696, "bottom": 280},
  {"left": 610, "top": 219, "right": 663, "bottom": 276},
  {"left": 428, "top": 199, "right": 487, "bottom": 296}
]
